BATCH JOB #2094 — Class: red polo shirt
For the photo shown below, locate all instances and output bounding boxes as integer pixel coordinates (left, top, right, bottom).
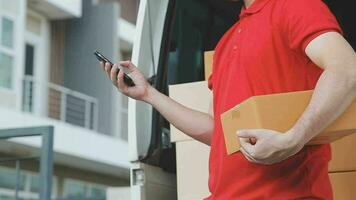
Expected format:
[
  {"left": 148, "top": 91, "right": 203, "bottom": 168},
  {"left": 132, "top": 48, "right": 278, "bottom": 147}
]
[{"left": 206, "top": 0, "right": 342, "bottom": 199}]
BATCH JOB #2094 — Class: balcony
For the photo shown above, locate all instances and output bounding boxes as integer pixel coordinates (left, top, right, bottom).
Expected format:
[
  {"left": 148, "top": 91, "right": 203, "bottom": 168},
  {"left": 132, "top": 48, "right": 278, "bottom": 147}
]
[
  {"left": 28, "top": 0, "right": 82, "bottom": 19},
  {"left": 22, "top": 75, "right": 98, "bottom": 131}
]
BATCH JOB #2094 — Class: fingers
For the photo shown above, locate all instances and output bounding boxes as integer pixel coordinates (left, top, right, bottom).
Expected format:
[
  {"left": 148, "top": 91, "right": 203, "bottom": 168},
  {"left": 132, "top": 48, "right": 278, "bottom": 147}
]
[
  {"left": 237, "top": 129, "right": 256, "bottom": 139},
  {"left": 119, "top": 60, "right": 136, "bottom": 73},
  {"left": 240, "top": 147, "right": 260, "bottom": 164},
  {"left": 104, "top": 62, "right": 112, "bottom": 78},
  {"left": 238, "top": 129, "right": 268, "bottom": 140},
  {"left": 99, "top": 61, "right": 105, "bottom": 71},
  {"left": 239, "top": 137, "right": 254, "bottom": 155},
  {"left": 249, "top": 137, "right": 257, "bottom": 145},
  {"left": 117, "top": 68, "right": 128, "bottom": 93},
  {"left": 240, "top": 148, "right": 254, "bottom": 162},
  {"left": 110, "top": 64, "right": 120, "bottom": 86},
  {"left": 237, "top": 130, "right": 258, "bottom": 145}
]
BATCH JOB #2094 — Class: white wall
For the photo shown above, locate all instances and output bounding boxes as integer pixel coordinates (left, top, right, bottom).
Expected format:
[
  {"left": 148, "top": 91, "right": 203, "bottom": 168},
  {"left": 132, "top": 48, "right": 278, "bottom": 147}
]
[
  {"left": 107, "top": 187, "right": 131, "bottom": 200},
  {"left": 0, "top": 89, "right": 16, "bottom": 108},
  {"left": 27, "top": 0, "right": 82, "bottom": 19},
  {"left": 46, "top": 0, "right": 82, "bottom": 17},
  {"left": 0, "top": 106, "right": 131, "bottom": 178}
]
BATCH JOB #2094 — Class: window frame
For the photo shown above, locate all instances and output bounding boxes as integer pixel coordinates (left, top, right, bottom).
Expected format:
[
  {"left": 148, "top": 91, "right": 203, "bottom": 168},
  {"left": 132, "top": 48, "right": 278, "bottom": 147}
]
[{"left": 63, "top": 178, "right": 107, "bottom": 199}]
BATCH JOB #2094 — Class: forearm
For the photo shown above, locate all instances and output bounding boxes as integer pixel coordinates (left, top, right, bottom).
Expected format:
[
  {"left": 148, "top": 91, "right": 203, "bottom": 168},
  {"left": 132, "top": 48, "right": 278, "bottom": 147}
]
[
  {"left": 143, "top": 86, "right": 214, "bottom": 145},
  {"left": 290, "top": 68, "right": 356, "bottom": 145}
]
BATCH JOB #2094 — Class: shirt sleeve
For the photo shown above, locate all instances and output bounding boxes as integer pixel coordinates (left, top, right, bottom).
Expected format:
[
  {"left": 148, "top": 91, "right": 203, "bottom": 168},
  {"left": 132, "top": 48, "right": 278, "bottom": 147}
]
[{"left": 281, "top": 0, "right": 342, "bottom": 53}]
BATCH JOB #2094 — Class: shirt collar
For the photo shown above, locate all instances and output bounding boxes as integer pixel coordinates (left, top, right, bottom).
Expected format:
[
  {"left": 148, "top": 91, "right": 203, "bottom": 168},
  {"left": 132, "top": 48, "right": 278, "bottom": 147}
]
[{"left": 239, "top": 0, "right": 272, "bottom": 18}]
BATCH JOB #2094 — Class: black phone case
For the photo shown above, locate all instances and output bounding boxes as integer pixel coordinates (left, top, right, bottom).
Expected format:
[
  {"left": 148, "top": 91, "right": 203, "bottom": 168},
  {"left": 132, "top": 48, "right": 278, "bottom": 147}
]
[{"left": 94, "top": 51, "right": 135, "bottom": 86}]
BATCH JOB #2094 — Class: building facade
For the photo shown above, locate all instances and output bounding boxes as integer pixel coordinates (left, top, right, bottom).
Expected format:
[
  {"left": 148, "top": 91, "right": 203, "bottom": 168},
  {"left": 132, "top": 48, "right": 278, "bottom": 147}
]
[{"left": 0, "top": 0, "right": 138, "bottom": 199}]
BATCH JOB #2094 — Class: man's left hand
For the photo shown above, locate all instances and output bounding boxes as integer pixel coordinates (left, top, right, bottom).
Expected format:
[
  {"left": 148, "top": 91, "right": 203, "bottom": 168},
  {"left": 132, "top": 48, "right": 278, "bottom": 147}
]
[{"left": 237, "top": 129, "right": 305, "bottom": 165}]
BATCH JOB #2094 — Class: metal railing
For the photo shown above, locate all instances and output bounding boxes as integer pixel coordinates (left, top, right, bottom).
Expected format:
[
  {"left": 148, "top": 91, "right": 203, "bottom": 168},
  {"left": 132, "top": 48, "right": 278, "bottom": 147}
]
[
  {"left": 0, "top": 126, "right": 54, "bottom": 200},
  {"left": 22, "top": 75, "right": 99, "bottom": 131}
]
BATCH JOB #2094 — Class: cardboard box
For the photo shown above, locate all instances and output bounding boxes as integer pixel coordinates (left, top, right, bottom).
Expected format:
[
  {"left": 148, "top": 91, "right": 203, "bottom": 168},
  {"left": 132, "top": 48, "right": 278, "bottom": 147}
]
[
  {"left": 169, "top": 81, "right": 211, "bottom": 199},
  {"left": 176, "top": 140, "right": 210, "bottom": 200},
  {"left": 330, "top": 133, "right": 356, "bottom": 172},
  {"left": 169, "top": 81, "right": 212, "bottom": 143},
  {"left": 221, "top": 90, "right": 356, "bottom": 155},
  {"left": 329, "top": 171, "right": 356, "bottom": 200},
  {"left": 204, "top": 51, "right": 214, "bottom": 80}
]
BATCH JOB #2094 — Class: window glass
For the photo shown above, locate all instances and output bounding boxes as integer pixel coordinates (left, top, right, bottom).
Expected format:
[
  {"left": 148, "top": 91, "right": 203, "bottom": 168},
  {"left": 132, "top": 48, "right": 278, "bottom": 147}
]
[
  {"left": 166, "top": 0, "right": 237, "bottom": 85},
  {"left": 90, "top": 185, "right": 106, "bottom": 199},
  {"left": 0, "top": 195, "right": 15, "bottom": 200},
  {"left": 25, "top": 44, "right": 35, "bottom": 75},
  {"left": 29, "top": 174, "right": 40, "bottom": 193},
  {"left": 0, "top": 167, "right": 26, "bottom": 190},
  {"left": 63, "top": 179, "right": 88, "bottom": 198},
  {"left": 29, "top": 174, "right": 57, "bottom": 194},
  {"left": 0, "top": 52, "right": 13, "bottom": 88},
  {"left": 1, "top": 17, "right": 14, "bottom": 48},
  {"left": 0, "top": 195, "right": 28, "bottom": 200}
]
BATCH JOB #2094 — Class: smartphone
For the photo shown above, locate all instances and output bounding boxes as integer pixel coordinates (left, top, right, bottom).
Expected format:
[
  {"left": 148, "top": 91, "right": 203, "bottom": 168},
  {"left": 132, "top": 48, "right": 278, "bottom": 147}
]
[{"left": 94, "top": 50, "right": 135, "bottom": 87}]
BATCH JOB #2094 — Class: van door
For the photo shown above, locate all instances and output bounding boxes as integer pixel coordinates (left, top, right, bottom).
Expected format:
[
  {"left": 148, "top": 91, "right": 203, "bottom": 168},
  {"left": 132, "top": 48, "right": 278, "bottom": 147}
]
[
  {"left": 129, "top": 1, "right": 176, "bottom": 200},
  {"left": 129, "top": 0, "right": 170, "bottom": 162}
]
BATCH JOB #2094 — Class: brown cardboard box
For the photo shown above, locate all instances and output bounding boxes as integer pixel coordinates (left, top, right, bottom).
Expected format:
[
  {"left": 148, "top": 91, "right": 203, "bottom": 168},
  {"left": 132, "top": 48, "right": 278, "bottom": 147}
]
[
  {"left": 176, "top": 140, "right": 210, "bottom": 200},
  {"left": 221, "top": 90, "right": 356, "bottom": 155},
  {"left": 169, "top": 81, "right": 212, "bottom": 143},
  {"left": 329, "top": 133, "right": 356, "bottom": 172},
  {"left": 168, "top": 81, "right": 212, "bottom": 199},
  {"left": 329, "top": 171, "right": 356, "bottom": 200},
  {"left": 204, "top": 51, "right": 214, "bottom": 80}
]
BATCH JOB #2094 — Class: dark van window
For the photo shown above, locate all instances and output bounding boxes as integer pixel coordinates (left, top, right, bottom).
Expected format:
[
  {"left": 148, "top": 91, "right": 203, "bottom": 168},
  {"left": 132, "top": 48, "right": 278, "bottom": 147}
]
[{"left": 165, "top": 0, "right": 241, "bottom": 85}]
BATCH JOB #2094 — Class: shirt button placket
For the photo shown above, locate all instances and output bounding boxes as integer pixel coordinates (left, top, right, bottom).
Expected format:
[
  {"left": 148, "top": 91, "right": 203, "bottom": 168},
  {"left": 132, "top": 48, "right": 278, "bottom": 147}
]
[{"left": 233, "top": 28, "right": 242, "bottom": 51}]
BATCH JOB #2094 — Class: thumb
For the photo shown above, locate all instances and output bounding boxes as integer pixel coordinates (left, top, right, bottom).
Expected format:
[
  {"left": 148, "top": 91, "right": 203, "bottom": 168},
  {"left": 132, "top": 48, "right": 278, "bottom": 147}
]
[
  {"left": 237, "top": 130, "right": 257, "bottom": 138},
  {"left": 119, "top": 60, "right": 136, "bottom": 73}
]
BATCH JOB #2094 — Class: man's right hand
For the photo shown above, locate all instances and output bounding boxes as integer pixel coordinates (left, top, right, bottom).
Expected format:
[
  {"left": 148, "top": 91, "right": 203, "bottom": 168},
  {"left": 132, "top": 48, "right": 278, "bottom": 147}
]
[{"left": 100, "top": 60, "right": 152, "bottom": 102}]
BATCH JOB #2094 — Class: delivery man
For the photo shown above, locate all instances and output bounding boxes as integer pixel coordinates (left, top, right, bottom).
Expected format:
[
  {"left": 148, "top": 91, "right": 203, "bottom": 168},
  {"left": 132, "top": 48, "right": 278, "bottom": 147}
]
[{"left": 100, "top": 0, "right": 356, "bottom": 199}]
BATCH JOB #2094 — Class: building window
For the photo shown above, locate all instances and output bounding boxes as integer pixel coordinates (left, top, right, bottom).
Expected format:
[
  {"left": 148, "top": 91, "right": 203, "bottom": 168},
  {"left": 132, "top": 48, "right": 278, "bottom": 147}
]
[
  {"left": 63, "top": 179, "right": 87, "bottom": 198},
  {"left": 91, "top": 186, "right": 107, "bottom": 199},
  {"left": 0, "top": 167, "right": 26, "bottom": 190},
  {"left": 1, "top": 17, "right": 14, "bottom": 48},
  {"left": 0, "top": 167, "right": 57, "bottom": 200},
  {"left": 0, "top": 52, "right": 13, "bottom": 88},
  {"left": 63, "top": 179, "right": 106, "bottom": 199},
  {"left": 0, "top": 15, "right": 15, "bottom": 89}
]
